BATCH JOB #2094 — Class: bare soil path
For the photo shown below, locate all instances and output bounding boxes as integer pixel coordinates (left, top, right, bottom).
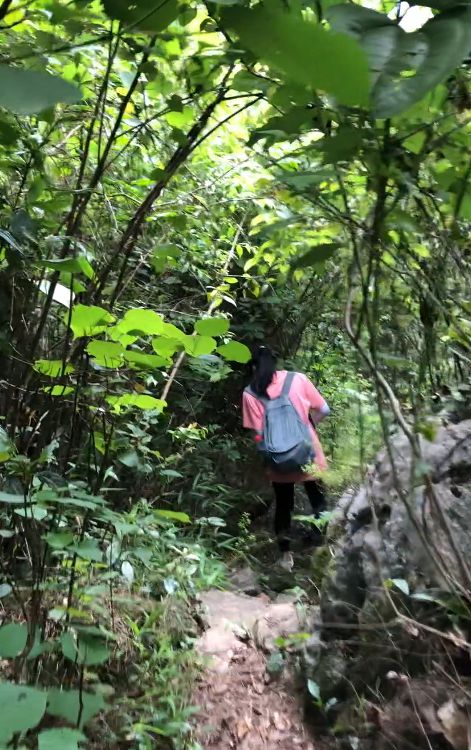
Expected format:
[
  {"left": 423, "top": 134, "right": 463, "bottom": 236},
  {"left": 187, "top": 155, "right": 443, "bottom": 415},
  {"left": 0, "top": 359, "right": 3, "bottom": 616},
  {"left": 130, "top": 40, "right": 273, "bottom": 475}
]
[{"left": 192, "top": 585, "right": 321, "bottom": 749}]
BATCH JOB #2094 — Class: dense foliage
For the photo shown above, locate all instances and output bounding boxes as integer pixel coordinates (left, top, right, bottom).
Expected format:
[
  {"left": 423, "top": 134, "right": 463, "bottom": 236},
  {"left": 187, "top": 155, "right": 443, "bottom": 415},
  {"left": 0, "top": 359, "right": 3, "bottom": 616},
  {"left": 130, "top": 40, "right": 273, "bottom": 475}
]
[{"left": 0, "top": 0, "right": 471, "bottom": 748}]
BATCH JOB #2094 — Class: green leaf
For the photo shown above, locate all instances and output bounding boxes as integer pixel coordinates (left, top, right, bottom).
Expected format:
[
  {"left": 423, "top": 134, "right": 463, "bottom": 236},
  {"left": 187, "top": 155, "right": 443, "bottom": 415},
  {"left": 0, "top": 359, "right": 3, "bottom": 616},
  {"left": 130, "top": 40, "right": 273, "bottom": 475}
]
[
  {"left": 34, "top": 359, "right": 74, "bottom": 377},
  {"left": 67, "top": 305, "right": 115, "bottom": 339},
  {"left": 150, "top": 243, "right": 180, "bottom": 272},
  {"left": 282, "top": 170, "right": 334, "bottom": 190},
  {"left": 0, "top": 584, "right": 12, "bottom": 598},
  {"left": 217, "top": 341, "right": 251, "bottom": 363},
  {"left": 117, "top": 309, "right": 164, "bottom": 335},
  {"left": 37, "top": 256, "right": 94, "bottom": 279},
  {"left": 102, "top": 0, "right": 179, "bottom": 33},
  {"left": 0, "top": 623, "right": 28, "bottom": 657},
  {"left": 14, "top": 506, "right": 48, "bottom": 520},
  {"left": 328, "top": 4, "right": 471, "bottom": 118},
  {"left": 0, "top": 427, "right": 14, "bottom": 463},
  {"left": 155, "top": 509, "right": 191, "bottom": 524},
  {"left": 319, "top": 126, "right": 363, "bottom": 164},
  {"left": 43, "top": 385, "right": 74, "bottom": 397},
  {"left": 222, "top": 3, "right": 369, "bottom": 107},
  {"left": 0, "top": 65, "right": 81, "bottom": 115},
  {"left": 0, "top": 492, "right": 25, "bottom": 504},
  {"left": 0, "top": 117, "right": 21, "bottom": 145},
  {"left": 69, "top": 539, "right": 102, "bottom": 562},
  {"left": 410, "top": 591, "right": 440, "bottom": 603},
  {"left": 61, "top": 631, "right": 109, "bottom": 666},
  {"left": 87, "top": 340, "right": 125, "bottom": 368},
  {"left": 43, "top": 531, "right": 74, "bottom": 550},
  {"left": 292, "top": 243, "right": 338, "bottom": 269},
  {"left": 151, "top": 336, "right": 183, "bottom": 358},
  {"left": 123, "top": 351, "right": 168, "bottom": 369},
  {"left": 118, "top": 450, "right": 139, "bottom": 468},
  {"left": 194, "top": 318, "right": 230, "bottom": 337},
  {"left": 106, "top": 393, "right": 167, "bottom": 414},
  {"left": 0, "top": 683, "right": 47, "bottom": 743},
  {"left": 183, "top": 335, "right": 217, "bottom": 357},
  {"left": 165, "top": 107, "right": 193, "bottom": 129},
  {"left": 47, "top": 688, "right": 105, "bottom": 729},
  {"left": 159, "top": 321, "right": 186, "bottom": 341},
  {"left": 39, "top": 728, "right": 86, "bottom": 750},
  {"left": 307, "top": 678, "right": 321, "bottom": 701},
  {"left": 389, "top": 578, "right": 410, "bottom": 595}
]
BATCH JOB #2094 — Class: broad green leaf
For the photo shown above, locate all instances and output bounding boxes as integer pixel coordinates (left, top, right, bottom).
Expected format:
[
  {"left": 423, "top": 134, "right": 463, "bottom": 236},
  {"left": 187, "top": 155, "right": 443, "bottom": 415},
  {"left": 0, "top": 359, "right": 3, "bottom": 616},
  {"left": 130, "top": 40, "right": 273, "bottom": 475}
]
[
  {"left": 151, "top": 243, "right": 180, "bottom": 272},
  {"left": 292, "top": 243, "right": 338, "bottom": 269},
  {"left": 0, "top": 427, "right": 14, "bottom": 462},
  {"left": 124, "top": 351, "right": 168, "bottom": 369},
  {"left": 34, "top": 359, "right": 74, "bottom": 377},
  {"left": 117, "top": 309, "right": 164, "bottom": 335},
  {"left": 194, "top": 318, "right": 230, "bottom": 337},
  {"left": 47, "top": 688, "right": 105, "bottom": 728},
  {"left": 43, "top": 531, "right": 74, "bottom": 550},
  {"left": 389, "top": 578, "right": 410, "bottom": 595},
  {"left": 183, "top": 335, "right": 217, "bottom": 357},
  {"left": 222, "top": 3, "right": 369, "bottom": 107},
  {"left": 0, "top": 65, "right": 80, "bottom": 115},
  {"left": 249, "top": 107, "right": 319, "bottom": 146},
  {"left": 165, "top": 107, "right": 193, "bottom": 129},
  {"left": 159, "top": 321, "right": 186, "bottom": 341},
  {"left": 152, "top": 336, "right": 183, "bottom": 357},
  {"left": 307, "top": 678, "right": 321, "bottom": 701},
  {"left": 118, "top": 450, "right": 139, "bottom": 467},
  {"left": 43, "top": 385, "right": 74, "bottom": 397},
  {"left": 328, "top": 4, "right": 471, "bottom": 117},
  {"left": 155, "top": 509, "right": 191, "bottom": 523},
  {"left": 0, "top": 584, "right": 12, "bottom": 598},
  {"left": 87, "top": 340, "right": 125, "bottom": 368},
  {"left": 0, "top": 683, "right": 47, "bottom": 743},
  {"left": 231, "top": 70, "right": 273, "bottom": 93},
  {"left": 0, "top": 492, "right": 25, "bottom": 504},
  {"left": 282, "top": 170, "right": 334, "bottom": 190},
  {"left": 0, "top": 623, "right": 27, "bottom": 657},
  {"left": 108, "top": 326, "right": 137, "bottom": 347},
  {"left": 319, "top": 126, "right": 363, "bottom": 164},
  {"left": 67, "top": 305, "right": 115, "bottom": 338},
  {"left": 107, "top": 393, "right": 167, "bottom": 414},
  {"left": 14, "top": 506, "right": 48, "bottom": 520},
  {"left": 37, "top": 256, "right": 94, "bottom": 279},
  {"left": 0, "top": 117, "right": 21, "bottom": 145},
  {"left": 61, "top": 631, "right": 109, "bottom": 666},
  {"left": 39, "top": 728, "right": 86, "bottom": 750},
  {"left": 102, "top": 0, "right": 179, "bottom": 32},
  {"left": 217, "top": 341, "right": 251, "bottom": 363},
  {"left": 69, "top": 539, "right": 102, "bottom": 562}
]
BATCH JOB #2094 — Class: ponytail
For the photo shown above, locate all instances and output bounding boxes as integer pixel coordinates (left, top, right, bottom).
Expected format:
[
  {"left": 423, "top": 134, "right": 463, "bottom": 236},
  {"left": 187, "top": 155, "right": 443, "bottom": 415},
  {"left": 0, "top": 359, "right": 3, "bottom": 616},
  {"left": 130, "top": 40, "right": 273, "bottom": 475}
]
[{"left": 250, "top": 346, "right": 276, "bottom": 397}]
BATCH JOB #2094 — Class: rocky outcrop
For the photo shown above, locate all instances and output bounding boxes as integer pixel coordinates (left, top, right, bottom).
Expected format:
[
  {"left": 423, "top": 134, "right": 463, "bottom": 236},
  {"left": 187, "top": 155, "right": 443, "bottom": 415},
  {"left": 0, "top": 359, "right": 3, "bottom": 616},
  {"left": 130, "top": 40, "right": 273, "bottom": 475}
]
[{"left": 304, "top": 420, "right": 471, "bottom": 745}]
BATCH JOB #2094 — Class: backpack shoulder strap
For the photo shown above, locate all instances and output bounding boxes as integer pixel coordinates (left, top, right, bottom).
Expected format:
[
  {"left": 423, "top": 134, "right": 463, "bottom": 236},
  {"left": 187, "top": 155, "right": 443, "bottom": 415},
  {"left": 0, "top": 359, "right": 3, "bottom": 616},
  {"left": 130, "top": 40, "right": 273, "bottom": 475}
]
[
  {"left": 281, "top": 371, "right": 296, "bottom": 396},
  {"left": 244, "top": 385, "right": 269, "bottom": 405}
]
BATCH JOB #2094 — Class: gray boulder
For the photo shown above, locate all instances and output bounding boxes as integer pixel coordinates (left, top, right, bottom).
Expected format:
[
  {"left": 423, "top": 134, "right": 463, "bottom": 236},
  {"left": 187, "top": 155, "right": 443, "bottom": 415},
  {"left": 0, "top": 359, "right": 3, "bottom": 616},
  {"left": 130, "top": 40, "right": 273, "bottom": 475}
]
[{"left": 306, "top": 420, "right": 471, "bottom": 705}]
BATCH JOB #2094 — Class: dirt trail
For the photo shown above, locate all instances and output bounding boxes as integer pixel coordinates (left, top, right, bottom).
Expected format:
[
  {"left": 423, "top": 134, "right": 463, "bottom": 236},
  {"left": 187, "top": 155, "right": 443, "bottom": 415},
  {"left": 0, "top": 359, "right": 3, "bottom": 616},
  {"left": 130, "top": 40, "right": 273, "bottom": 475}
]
[{"left": 193, "top": 585, "right": 320, "bottom": 749}]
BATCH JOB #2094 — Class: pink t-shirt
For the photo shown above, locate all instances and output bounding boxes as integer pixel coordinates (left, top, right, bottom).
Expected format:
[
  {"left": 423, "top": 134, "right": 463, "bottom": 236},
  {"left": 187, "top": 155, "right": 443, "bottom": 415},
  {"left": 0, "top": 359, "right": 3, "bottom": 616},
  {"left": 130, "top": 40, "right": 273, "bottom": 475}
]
[{"left": 242, "top": 370, "right": 328, "bottom": 483}]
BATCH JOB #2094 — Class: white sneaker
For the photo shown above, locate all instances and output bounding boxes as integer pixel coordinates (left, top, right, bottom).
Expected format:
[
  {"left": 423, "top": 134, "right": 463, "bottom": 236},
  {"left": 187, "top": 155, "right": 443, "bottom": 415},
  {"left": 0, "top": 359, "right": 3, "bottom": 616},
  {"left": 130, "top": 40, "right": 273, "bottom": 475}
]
[{"left": 278, "top": 552, "right": 294, "bottom": 572}]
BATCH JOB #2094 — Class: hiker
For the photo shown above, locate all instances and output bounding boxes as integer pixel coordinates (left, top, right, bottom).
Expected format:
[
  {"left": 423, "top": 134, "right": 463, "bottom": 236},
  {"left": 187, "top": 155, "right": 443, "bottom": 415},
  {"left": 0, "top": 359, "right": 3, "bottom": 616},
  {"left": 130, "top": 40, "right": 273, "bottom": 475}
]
[{"left": 242, "top": 346, "right": 330, "bottom": 571}]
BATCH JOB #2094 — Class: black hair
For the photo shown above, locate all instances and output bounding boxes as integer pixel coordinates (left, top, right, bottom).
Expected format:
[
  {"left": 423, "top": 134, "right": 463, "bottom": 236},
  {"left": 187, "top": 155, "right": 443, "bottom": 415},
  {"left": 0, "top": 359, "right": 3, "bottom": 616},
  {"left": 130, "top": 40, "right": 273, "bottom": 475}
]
[{"left": 250, "top": 345, "right": 277, "bottom": 397}]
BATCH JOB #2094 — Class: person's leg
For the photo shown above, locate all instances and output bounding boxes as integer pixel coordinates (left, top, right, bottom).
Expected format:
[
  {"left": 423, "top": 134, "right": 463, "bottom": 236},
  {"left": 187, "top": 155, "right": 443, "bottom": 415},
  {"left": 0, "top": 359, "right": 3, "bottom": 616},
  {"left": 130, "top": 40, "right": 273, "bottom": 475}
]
[
  {"left": 304, "top": 481, "right": 327, "bottom": 544},
  {"left": 273, "top": 482, "right": 295, "bottom": 552}
]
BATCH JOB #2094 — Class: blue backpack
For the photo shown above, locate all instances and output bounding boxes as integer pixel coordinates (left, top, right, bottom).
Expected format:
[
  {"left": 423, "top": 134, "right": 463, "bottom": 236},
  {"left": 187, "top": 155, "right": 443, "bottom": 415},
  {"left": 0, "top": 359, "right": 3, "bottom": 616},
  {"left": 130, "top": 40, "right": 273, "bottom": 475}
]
[{"left": 245, "top": 372, "right": 314, "bottom": 474}]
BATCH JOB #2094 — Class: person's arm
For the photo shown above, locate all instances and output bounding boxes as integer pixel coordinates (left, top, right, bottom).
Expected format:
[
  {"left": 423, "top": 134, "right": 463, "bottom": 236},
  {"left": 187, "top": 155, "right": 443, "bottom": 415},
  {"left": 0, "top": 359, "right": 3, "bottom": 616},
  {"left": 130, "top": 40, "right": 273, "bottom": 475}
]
[
  {"left": 300, "top": 374, "right": 330, "bottom": 425},
  {"left": 310, "top": 401, "right": 330, "bottom": 424},
  {"left": 242, "top": 390, "right": 264, "bottom": 440}
]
